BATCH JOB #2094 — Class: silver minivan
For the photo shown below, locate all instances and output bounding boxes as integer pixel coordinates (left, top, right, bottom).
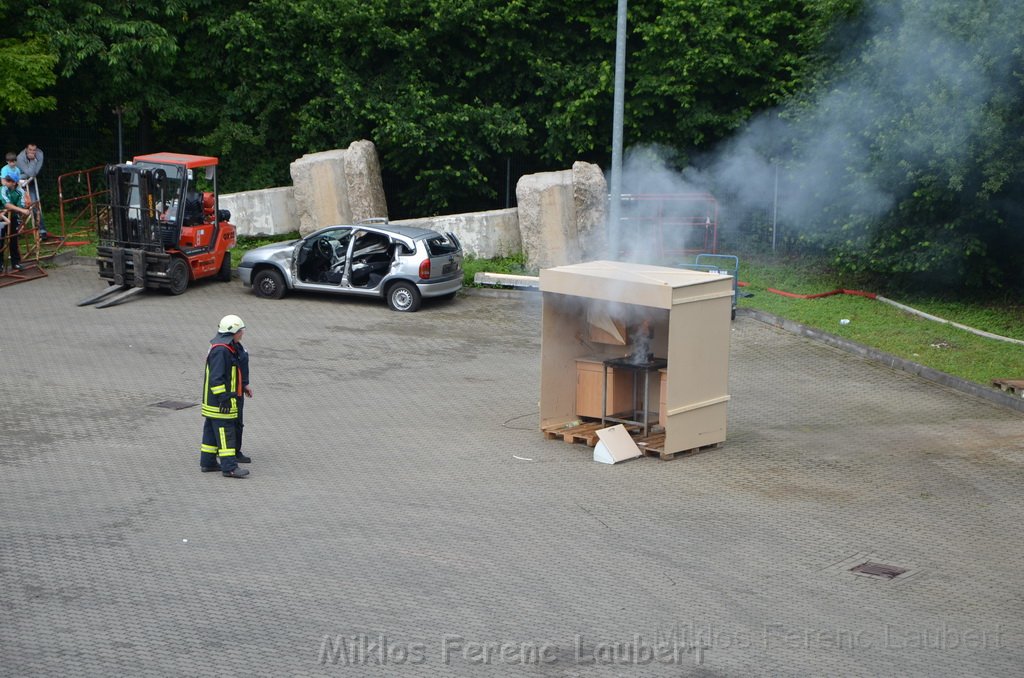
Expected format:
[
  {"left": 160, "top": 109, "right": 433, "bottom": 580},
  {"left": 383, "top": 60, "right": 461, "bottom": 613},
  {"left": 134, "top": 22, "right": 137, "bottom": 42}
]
[{"left": 237, "top": 221, "right": 463, "bottom": 312}]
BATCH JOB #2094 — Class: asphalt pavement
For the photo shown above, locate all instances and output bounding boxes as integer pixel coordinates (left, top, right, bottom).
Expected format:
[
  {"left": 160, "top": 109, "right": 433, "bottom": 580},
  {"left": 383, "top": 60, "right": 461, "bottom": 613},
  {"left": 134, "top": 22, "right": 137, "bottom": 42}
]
[{"left": 1, "top": 263, "right": 1022, "bottom": 677}]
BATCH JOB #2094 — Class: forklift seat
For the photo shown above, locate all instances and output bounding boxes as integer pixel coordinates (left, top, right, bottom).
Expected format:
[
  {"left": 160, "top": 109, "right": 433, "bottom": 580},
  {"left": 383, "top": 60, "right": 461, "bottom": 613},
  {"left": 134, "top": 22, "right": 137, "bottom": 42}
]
[
  {"left": 202, "top": 192, "right": 215, "bottom": 222},
  {"left": 183, "top": 191, "right": 204, "bottom": 226}
]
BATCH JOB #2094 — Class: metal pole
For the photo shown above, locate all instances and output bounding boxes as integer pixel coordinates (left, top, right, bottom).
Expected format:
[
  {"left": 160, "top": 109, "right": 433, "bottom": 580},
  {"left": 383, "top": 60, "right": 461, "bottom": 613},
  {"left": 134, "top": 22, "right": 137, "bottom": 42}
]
[
  {"left": 116, "top": 107, "right": 124, "bottom": 163},
  {"left": 771, "top": 162, "right": 779, "bottom": 252},
  {"left": 608, "top": 0, "right": 628, "bottom": 259}
]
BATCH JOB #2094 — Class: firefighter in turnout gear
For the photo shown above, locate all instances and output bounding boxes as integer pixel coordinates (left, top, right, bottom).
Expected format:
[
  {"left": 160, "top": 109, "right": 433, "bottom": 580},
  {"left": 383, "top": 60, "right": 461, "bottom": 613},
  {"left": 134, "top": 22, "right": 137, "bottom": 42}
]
[{"left": 200, "top": 315, "right": 250, "bottom": 478}]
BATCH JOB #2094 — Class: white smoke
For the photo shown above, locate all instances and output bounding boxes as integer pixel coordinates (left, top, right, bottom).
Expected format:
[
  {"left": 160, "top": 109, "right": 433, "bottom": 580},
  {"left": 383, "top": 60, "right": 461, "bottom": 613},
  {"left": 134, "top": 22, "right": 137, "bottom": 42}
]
[{"left": 611, "top": 0, "right": 1021, "bottom": 257}]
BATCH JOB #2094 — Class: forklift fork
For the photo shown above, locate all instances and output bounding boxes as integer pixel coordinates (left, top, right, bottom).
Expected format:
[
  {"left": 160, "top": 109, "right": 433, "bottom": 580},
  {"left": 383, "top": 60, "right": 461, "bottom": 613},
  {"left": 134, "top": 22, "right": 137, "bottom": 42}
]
[{"left": 77, "top": 248, "right": 148, "bottom": 308}]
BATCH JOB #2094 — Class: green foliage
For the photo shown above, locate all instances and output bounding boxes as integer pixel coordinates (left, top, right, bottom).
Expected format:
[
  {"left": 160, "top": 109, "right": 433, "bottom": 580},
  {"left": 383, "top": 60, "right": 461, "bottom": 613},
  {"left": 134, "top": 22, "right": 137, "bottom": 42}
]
[
  {"left": 782, "top": 0, "right": 1024, "bottom": 290},
  {"left": 198, "top": 0, "right": 837, "bottom": 214},
  {"left": 27, "top": 1, "right": 179, "bottom": 117},
  {"left": 461, "top": 252, "right": 533, "bottom": 286},
  {"left": 9, "top": 0, "right": 849, "bottom": 217},
  {"left": 0, "top": 38, "right": 58, "bottom": 121},
  {"left": 628, "top": 0, "right": 839, "bottom": 147}
]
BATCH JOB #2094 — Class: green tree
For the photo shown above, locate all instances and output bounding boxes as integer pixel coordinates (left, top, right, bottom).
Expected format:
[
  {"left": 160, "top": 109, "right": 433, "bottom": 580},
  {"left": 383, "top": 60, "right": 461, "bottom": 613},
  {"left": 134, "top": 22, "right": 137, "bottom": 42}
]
[
  {"left": 627, "top": 0, "right": 846, "bottom": 150},
  {"left": 205, "top": 0, "right": 839, "bottom": 216},
  {"left": 0, "top": 37, "right": 58, "bottom": 122},
  {"left": 12, "top": 0, "right": 855, "bottom": 221},
  {"left": 785, "top": 0, "right": 1024, "bottom": 289},
  {"left": 22, "top": 0, "right": 245, "bottom": 163}
]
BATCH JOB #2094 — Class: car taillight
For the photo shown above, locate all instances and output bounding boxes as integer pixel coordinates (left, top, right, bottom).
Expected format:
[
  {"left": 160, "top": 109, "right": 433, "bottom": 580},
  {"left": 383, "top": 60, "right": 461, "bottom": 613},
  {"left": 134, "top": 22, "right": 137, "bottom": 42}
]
[{"left": 419, "top": 259, "right": 430, "bottom": 279}]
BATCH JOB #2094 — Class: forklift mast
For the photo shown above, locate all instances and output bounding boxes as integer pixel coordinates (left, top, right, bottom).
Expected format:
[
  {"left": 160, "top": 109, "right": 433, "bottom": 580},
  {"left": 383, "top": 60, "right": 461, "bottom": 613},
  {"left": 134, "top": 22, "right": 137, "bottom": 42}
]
[{"left": 102, "top": 161, "right": 188, "bottom": 252}]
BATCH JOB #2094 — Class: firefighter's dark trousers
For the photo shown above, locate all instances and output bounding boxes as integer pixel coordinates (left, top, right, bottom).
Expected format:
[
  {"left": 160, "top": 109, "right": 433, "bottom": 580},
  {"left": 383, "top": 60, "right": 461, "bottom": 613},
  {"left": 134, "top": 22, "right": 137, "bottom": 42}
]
[
  {"left": 236, "top": 399, "right": 245, "bottom": 456},
  {"left": 200, "top": 417, "right": 238, "bottom": 472}
]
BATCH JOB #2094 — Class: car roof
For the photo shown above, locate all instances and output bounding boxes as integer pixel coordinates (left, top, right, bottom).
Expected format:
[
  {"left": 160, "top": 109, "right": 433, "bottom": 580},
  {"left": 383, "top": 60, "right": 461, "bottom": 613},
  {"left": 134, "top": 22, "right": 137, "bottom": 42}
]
[{"left": 317, "top": 223, "right": 444, "bottom": 240}]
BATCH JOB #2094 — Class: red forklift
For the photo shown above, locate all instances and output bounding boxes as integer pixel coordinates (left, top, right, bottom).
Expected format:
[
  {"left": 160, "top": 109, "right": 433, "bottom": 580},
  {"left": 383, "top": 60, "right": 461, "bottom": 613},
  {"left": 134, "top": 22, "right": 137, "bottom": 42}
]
[{"left": 78, "top": 152, "right": 236, "bottom": 308}]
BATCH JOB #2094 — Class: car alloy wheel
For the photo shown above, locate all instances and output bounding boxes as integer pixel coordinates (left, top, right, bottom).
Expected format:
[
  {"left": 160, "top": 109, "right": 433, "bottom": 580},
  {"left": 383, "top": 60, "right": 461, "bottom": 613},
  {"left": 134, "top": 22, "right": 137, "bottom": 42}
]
[{"left": 387, "top": 281, "right": 421, "bottom": 312}]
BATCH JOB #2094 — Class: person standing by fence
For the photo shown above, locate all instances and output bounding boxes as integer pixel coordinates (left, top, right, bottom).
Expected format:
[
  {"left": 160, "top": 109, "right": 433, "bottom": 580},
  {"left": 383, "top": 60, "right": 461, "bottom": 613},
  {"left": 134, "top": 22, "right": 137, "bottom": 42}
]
[
  {"left": 1, "top": 174, "right": 30, "bottom": 272},
  {"left": 16, "top": 144, "right": 46, "bottom": 240}
]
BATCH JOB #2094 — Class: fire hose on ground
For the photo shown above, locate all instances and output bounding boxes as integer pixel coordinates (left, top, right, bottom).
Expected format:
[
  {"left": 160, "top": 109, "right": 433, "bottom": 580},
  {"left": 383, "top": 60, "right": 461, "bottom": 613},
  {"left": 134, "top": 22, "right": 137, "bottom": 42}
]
[{"left": 736, "top": 281, "right": 1024, "bottom": 347}]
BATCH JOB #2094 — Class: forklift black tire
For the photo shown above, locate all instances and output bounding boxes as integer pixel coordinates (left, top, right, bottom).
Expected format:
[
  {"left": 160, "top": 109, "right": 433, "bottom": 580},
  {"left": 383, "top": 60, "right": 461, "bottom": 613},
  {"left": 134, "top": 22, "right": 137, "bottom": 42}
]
[
  {"left": 253, "top": 269, "right": 286, "bottom": 299},
  {"left": 167, "top": 258, "right": 189, "bottom": 295},
  {"left": 217, "top": 253, "right": 232, "bottom": 282}
]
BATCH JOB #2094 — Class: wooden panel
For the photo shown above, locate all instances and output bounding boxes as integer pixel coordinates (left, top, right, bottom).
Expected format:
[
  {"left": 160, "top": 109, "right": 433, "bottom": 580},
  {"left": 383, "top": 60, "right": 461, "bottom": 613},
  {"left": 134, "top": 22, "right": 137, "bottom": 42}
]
[
  {"left": 659, "top": 368, "right": 667, "bottom": 427},
  {"left": 576, "top": 359, "right": 633, "bottom": 419}
]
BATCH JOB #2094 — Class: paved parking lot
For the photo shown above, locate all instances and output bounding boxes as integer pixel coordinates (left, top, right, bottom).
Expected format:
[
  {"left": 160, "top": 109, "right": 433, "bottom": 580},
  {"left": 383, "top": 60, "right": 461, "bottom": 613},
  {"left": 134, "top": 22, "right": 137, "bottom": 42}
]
[{"left": 1, "top": 263, "right": 1022, "bottom": 677}]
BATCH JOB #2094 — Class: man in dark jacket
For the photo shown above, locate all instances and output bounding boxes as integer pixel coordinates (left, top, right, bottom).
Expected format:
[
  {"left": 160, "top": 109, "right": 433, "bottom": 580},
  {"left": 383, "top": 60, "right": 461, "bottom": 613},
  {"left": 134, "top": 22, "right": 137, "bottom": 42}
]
[{"left": 200, "top": 314, "right": 250, "bottom": 478}]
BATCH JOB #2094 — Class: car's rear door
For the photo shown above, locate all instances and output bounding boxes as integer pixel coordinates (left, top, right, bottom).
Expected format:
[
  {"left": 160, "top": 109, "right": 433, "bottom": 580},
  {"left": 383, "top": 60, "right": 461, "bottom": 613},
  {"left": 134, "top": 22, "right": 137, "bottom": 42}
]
[{"left": 425, "top": 232, "right": 463, "bottom": 279}]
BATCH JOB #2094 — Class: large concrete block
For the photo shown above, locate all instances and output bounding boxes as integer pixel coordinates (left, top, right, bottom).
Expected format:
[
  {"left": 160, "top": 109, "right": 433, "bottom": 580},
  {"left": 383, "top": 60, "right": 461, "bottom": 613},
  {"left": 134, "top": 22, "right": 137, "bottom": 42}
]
[
  {"left": 393, "top": 208, "right": 520, "bottom": 259},
  {"left": 516, "top": 169, "right": 576, "bottom": 270},
  {"left": 289, "top": 140, "right": 388, "bottom": 236},
  {"left": 221, "top": 186, "right": 298, "bottom": 237},
  {"left": 344, "top": 140, "right": 388, "bottom": 224},
  {"left": 573, "top": 161, "right": 608, "bottom": 261},
  {"left": 516, "top": 161, "right": 605, "bottom": 270}
]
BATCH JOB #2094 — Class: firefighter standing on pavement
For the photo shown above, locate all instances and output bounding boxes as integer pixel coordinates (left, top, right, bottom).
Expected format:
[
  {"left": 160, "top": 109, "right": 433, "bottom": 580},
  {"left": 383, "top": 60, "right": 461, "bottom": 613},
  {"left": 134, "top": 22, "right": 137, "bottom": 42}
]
[{"left": 200, "top": 315, "right": 251, "bottom": 478}]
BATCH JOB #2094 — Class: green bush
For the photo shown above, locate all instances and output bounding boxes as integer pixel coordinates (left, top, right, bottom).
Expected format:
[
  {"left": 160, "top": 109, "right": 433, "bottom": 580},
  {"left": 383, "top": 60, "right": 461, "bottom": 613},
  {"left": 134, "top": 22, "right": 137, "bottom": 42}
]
[{"left": 461, "top": 252, "right": 534, "bottom": 286}]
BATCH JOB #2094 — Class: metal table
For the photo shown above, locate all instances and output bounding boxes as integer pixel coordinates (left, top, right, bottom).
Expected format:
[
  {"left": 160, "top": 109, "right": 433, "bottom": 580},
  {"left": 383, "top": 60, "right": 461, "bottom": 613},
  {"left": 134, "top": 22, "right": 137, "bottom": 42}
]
[{"left": 601, "top": 356, "right": 667, "bottom": 438}]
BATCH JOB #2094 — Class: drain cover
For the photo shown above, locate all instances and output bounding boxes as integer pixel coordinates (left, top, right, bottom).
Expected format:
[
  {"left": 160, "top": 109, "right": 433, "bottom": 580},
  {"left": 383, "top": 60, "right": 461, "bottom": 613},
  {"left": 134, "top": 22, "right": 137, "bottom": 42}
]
[
  {"left": 152, "top": 400, "right": 197, "bottom": 410},
  {"left": 850, "top": 562, "right": 907, "bottom": 579}
]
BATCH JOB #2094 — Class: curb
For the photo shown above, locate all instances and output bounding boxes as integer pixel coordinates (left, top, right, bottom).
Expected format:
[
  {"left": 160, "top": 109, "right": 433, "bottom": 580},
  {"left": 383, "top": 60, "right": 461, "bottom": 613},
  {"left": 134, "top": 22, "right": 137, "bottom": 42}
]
[{"left": 738, "top": 307, "right": 1024, "bottom": 414}]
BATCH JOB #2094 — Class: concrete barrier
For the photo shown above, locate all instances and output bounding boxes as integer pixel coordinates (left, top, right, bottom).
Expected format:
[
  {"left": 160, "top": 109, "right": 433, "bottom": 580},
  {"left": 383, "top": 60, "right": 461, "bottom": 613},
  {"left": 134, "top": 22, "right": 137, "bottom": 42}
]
[
  {"left": 393, "top": 208, "right": 520, "bottom": 260},
  {"left": 221, "top": 186, "right": 298, "bottom": 237},
  {"left": 221, "top": 145, "right": 605, "bottom": 264}
]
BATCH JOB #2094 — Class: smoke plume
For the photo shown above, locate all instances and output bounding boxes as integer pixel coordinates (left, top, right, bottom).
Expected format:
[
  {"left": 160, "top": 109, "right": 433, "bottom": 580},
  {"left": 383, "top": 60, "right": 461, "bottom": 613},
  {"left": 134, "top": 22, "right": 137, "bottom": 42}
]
[{"left": 612, "top": 0, "right": 1022, "bottom": 260}]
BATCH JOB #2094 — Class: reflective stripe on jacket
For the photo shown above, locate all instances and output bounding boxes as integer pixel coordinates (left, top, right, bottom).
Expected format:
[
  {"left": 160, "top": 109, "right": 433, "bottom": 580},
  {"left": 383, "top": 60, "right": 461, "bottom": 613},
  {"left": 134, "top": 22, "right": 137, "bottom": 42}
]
[{"left": 202, "top": 342, "right": 242, "bottom": 419}]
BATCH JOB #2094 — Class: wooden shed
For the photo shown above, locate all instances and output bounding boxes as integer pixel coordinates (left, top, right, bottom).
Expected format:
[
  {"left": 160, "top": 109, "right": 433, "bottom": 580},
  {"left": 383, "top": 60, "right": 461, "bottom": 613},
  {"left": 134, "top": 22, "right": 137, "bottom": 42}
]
[{"left": 539, "top": 260, "right": 734, "bottom": 458}]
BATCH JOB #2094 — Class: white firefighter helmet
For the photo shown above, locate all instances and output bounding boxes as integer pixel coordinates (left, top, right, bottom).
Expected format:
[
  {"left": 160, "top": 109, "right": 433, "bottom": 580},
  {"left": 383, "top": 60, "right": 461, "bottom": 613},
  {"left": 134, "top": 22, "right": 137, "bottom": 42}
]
[{"left": 218, "top": 314, "right": 246, "bottom": 334}]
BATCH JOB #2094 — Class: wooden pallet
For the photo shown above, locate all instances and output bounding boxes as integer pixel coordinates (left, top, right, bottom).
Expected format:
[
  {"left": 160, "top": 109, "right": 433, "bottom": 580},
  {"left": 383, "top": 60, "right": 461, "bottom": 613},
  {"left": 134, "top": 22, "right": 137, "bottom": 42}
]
[
  {"left": 543, "top": 420, "right": 721, "bottom": 460},
  {"left": 992, "top": 379, "right": 1024, "bottom": 397},
  {"left": 638, "top": 439, "right": 721, "bottom": 461},
  {"left": 542, "top": 420, "right": 640, "bottom": 447}
]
